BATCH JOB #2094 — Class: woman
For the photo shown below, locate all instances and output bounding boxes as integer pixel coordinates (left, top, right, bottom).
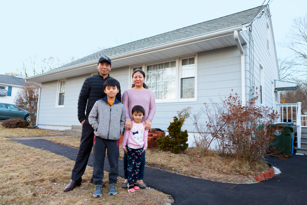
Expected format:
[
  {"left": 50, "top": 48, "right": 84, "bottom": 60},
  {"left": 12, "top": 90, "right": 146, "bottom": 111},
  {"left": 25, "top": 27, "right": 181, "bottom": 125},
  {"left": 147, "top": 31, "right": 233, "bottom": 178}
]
[{"left": 122, "top": 69, "right": 156, "bottom": 189}]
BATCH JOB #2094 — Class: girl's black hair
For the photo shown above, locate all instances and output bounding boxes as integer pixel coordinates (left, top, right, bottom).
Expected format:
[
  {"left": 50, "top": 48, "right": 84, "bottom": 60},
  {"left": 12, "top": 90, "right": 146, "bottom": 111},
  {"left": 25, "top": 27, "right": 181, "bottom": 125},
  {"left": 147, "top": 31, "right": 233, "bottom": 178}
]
[
  {"left": 132, "top": 105, "right": 145, "bottom": 115},
  {"left": 132, "top": 69, "right": 148, "bottom": 89},
  {"left": 103, "top": 78, "right": 120, "bottom": 90}
]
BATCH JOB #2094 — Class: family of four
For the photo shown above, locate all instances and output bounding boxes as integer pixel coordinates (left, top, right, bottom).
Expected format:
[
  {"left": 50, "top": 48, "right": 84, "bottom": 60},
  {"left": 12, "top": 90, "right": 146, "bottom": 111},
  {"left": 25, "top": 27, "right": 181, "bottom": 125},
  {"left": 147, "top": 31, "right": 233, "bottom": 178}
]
[{"left": 63, "top": 56, "right": 156, "bottom": 197}]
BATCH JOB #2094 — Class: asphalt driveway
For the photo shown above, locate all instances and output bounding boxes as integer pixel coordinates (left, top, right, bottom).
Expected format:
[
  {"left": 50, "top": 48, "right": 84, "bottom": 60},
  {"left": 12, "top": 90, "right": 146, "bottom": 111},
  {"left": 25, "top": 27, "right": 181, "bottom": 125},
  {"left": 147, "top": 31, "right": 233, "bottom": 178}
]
[{"left": 12, "top": 138, "right": 307, "bottom": 205}]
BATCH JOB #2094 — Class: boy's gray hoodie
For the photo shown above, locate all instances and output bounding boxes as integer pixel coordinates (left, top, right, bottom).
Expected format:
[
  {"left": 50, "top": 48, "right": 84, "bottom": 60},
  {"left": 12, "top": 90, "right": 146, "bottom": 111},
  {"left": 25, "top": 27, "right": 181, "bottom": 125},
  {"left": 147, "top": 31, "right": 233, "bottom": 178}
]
[{"left": 88, "top": 96, "right": 125, "bottom": 140}]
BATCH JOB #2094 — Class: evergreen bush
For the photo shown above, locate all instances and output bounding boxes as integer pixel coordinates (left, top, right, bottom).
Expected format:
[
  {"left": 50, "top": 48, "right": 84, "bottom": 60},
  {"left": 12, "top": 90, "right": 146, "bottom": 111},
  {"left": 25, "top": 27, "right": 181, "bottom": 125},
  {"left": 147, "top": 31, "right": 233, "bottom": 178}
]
[{"left": 156, "top": 107, "right": 191, "bottom": 153}]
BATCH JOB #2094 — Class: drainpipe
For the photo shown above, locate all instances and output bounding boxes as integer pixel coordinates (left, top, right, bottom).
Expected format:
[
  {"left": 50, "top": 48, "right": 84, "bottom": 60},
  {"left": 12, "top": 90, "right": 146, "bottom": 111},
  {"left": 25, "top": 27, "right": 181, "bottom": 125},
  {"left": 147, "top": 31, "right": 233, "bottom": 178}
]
[
  {"left": 234, "top": 30, "right": 246, "bottom": 106},
  {"left": 36, "top": 85, "right": 41, "bottom": 126}
]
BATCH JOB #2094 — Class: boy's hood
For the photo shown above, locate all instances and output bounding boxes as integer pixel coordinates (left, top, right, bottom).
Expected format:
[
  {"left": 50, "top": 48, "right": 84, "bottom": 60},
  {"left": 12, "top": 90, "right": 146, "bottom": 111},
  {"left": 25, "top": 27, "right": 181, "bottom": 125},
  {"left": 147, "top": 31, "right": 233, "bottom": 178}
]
[{"left": 98, "top": 96, "right": 121, "bottom": 105}]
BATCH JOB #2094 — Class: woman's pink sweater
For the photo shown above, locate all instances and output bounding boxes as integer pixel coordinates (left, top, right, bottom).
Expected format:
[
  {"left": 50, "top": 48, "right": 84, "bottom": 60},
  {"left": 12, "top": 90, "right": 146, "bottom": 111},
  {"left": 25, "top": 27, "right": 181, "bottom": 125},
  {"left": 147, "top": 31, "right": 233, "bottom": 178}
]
[{"left": 122, "top": 88, "right": 156, "bottom": 122}]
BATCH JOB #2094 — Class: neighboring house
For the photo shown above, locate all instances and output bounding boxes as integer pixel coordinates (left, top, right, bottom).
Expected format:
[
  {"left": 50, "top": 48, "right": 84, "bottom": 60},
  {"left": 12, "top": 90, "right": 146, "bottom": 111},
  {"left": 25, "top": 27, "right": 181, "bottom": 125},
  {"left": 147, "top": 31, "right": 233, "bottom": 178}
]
[
  {"left": 27, "top": 5, "right": 282, "bottom": 145},
  {"left": 0, "top": 75, "right": 25, "bottom": 104}
]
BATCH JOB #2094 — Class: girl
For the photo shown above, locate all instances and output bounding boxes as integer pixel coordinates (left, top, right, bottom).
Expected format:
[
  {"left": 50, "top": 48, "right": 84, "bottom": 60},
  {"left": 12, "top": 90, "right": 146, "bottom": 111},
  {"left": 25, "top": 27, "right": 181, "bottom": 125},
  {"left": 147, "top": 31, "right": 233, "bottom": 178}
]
[
  {"left": 122, "top": 105, "right": 148, "bottom": 193},
  {"left": 122, "top": 69, "right": 156, "bottom": 189}
]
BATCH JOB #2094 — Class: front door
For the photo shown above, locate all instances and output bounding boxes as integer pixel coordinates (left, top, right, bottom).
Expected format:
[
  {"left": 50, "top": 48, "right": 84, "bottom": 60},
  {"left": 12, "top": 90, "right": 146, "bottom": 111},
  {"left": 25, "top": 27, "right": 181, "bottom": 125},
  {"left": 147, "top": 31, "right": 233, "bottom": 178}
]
[{"left": 0, "top": 103, "right": 8, "bottom": 119}]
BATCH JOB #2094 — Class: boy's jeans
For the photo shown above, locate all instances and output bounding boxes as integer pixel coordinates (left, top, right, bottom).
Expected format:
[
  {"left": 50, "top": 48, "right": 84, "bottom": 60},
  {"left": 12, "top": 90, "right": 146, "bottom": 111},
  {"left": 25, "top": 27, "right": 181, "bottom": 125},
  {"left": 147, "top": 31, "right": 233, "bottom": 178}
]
[
  {"left": 93, "top": 136, "right": 119, "bottom": 185},
  {"left": 124, "top": 149, "right": 145, "bottom": 180}
]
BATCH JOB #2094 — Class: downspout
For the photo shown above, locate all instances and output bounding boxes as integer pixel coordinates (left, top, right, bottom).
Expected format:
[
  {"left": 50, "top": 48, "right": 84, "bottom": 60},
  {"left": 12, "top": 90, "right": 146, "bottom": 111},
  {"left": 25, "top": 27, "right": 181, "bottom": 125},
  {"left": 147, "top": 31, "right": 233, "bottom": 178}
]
[
  {"left": 234, "top": 30, "right": 246, "bottom": 106},
  {"left": 36, "top": 85, "right": 41, "bottom": 126}
]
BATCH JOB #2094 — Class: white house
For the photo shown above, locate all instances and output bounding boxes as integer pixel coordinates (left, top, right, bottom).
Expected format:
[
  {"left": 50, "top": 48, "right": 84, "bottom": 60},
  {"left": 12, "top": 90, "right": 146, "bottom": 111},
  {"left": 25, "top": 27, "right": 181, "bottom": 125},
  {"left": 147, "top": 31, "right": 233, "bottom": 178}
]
[
  {"left": 27, "top": 5, "right": 281, "bottom": 145},
  {"left": 0, "top": 75, "right": 25, "bottom": 104}
]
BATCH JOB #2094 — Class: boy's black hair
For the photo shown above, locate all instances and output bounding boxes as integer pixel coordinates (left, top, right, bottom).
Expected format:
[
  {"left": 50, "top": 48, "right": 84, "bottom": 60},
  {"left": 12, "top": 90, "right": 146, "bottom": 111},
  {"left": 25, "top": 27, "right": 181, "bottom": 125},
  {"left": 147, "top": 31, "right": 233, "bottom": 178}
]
[
  {"left": 132, "top": 105, "right": 145, "bottom": 115},
  {"left": 103, "top": 78, "right": 120, "bottom": 90}
]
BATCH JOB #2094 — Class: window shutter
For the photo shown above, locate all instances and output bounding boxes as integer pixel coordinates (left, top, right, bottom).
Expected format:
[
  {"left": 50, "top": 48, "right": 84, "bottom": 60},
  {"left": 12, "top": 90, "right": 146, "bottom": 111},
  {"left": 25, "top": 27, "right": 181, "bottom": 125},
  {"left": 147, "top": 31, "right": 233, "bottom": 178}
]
[{"left": 7, "top": 86, "right": 12, "bottom": 96}]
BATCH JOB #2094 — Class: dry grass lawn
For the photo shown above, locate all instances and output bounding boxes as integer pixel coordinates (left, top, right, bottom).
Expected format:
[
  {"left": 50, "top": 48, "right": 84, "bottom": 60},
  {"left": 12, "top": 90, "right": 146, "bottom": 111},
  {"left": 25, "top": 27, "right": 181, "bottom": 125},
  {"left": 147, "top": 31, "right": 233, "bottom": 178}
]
[
  {"left": 0, "top": 136, "right": 171, "bottom": 204},
  {"left": 0, "top": 122, "right": 56, "bottom": 138},
  {"left": 46, "top": 136, "right": 270, "bottom": 184}
]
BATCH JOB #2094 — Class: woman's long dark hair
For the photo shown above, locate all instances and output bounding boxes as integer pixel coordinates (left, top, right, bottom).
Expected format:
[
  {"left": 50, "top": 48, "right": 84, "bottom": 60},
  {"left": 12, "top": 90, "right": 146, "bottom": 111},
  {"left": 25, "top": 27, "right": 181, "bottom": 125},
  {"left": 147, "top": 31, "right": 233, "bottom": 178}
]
[{"left": 132, "top": 69, "right": 148, "bottom": 89}]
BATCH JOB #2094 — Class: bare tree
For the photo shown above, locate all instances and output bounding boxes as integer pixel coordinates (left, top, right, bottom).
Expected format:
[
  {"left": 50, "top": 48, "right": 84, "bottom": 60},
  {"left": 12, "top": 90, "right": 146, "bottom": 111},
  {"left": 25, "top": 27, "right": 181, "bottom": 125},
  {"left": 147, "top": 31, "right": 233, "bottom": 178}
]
[
  {"left": 280, "top": 79, "right": 307, "bottom": 114},
  {"left": 4, "top": 72, "right": 19, "bottom": 76},
  {"left": 278, "top": 58, "right": 296, "bottom": 80},
  {"left": 15, "top": 82, "right": 40, "bottom": 126},
  {"left": 284, "top": 14, "right": 307, "bottom": 73},
  {"left": 17, "top": 55, "right": 76, "bottom": 77}
]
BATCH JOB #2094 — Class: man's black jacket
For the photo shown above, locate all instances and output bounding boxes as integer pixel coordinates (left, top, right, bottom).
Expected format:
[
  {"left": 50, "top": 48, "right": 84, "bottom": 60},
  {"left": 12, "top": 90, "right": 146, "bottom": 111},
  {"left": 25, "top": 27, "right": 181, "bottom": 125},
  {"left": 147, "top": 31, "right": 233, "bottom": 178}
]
[{"left": 78, "top": 73, "right": 121, "bottom": 123}]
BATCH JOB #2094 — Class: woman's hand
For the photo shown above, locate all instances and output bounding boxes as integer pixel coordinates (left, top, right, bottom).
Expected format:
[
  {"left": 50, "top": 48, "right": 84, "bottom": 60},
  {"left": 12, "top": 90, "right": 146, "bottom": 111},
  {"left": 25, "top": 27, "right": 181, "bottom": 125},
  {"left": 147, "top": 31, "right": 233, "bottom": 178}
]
[
  {"left": 144, "top": 120, "right": 151, "bottom": 130},
  {"left": 125, "top": 120, "right": 132, "bottom": 130},
  {"left": 123, "top": 148, "right": 128, "bottom": 154}
]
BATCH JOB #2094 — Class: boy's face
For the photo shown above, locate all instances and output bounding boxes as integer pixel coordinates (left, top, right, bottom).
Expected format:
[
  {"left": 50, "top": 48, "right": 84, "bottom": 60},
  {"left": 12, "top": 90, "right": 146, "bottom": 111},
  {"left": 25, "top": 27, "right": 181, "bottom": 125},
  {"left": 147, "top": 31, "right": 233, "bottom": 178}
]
[
  {"left": 132, "top": 111, "right": 144, "bottom": 123},
  {"left": 104, "top": 86, "right": 119, "bottom": 99},
  {"left": 97, "top": 62, "right": 111, "bottom": 76}
]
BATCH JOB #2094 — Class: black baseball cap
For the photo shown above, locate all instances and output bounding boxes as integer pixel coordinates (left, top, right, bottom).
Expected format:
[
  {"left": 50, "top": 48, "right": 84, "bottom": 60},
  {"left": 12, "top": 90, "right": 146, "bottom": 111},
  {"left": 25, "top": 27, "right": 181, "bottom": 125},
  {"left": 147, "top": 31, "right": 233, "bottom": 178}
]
[{"left": 98, "top": 56, "right": 111, "bottom": 66}]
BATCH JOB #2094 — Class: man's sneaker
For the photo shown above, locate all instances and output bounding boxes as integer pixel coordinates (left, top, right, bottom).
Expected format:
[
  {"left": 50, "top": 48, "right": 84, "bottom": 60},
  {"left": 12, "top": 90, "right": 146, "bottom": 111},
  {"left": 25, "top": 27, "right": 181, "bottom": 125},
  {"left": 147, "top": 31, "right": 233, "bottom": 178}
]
[
  {"left": 128, "top": 188, "right": 135, "bottom": 193},
  {"left": 108, "top": 183, "right": 117, "bottom": 195},
  {"left": 93, "top": 184, "right": 103, "bottom": 198}
]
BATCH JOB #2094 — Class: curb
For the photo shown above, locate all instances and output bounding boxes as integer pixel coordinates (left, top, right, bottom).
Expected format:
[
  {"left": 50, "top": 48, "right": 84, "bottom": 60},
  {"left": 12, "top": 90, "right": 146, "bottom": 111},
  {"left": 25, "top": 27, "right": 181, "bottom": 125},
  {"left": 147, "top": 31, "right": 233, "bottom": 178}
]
[{"left": 255, "top": 168, "right": 275, "bottom": 182}]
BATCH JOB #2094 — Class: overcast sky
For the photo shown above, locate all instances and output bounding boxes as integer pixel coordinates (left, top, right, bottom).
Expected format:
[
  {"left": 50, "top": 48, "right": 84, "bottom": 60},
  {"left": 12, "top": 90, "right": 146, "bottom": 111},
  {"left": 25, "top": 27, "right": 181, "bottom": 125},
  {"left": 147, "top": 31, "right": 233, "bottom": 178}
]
[{"left": 0, "top": 0, "right": 306, "bottom": 76}]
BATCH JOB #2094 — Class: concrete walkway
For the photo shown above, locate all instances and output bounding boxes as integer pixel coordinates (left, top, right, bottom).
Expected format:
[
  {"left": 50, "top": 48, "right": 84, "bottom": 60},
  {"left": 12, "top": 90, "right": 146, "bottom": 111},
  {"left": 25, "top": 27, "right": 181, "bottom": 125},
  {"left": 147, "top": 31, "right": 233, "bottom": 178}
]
[{"left": 12, "top": 138, "right": 307, "bottom": 205}]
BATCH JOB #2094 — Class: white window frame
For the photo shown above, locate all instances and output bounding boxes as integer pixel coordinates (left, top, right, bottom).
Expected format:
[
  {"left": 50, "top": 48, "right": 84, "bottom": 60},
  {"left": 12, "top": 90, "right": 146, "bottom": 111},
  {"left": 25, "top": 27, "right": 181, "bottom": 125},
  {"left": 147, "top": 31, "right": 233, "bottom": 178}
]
[
  {"left": 55, "top": 79, "right": 66, "bottom": 107},
  {"left": 259, "top": 64, "right": 264, "bottom": 106},
  {"left": 133, "top": 55, "right": 198, "bottom": 103},
  {"left": 178, "top": 55, "right": 198, "bottom": 102}
]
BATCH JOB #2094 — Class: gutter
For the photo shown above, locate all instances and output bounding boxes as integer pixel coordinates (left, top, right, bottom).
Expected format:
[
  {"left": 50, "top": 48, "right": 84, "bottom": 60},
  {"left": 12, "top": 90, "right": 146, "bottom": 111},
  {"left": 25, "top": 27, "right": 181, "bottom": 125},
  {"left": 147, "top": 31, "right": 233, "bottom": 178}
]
[
  {"left": 26, "top": 25, "right": 243, "bottom": 81},
  {"left": 234, "top": 30, "right": 246, "bottom": 106}
]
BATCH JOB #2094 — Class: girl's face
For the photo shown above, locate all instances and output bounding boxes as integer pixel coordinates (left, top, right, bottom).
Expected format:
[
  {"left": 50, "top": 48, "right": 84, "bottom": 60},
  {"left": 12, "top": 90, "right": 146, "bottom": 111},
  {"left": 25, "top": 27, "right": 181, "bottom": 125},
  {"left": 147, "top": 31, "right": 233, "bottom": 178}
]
[
  {"left": 133, "top": 72, "right": 145, "bottom": 88},
  {"left": 132, "top": 111, "right": 144, "bottom": 123}
]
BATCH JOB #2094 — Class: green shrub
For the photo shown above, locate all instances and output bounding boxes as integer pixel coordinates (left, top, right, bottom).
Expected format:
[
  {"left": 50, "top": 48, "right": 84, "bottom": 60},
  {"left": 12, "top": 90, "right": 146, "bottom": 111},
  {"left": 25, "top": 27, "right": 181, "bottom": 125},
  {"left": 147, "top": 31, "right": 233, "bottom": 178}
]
[
  {"left": 156, "top": 107, "right": 191, "bottom": 154},
  {"left": 2, "top": 118, "right": 29, "bottom": 128}
]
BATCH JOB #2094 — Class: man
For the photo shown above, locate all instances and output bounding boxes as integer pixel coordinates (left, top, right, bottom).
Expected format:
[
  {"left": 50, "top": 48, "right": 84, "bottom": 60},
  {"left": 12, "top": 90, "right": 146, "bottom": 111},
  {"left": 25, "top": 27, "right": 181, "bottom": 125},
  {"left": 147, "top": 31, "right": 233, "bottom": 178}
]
[{"left": 64, "top": 56, "right": 121, "bottom": 192}]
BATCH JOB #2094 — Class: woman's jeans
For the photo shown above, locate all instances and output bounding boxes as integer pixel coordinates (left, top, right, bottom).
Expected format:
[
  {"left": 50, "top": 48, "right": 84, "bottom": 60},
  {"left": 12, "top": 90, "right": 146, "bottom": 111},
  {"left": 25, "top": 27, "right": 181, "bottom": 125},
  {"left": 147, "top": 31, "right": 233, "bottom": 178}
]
[{"left": 124, "top": 150, "right": 145, "bottom": 180}]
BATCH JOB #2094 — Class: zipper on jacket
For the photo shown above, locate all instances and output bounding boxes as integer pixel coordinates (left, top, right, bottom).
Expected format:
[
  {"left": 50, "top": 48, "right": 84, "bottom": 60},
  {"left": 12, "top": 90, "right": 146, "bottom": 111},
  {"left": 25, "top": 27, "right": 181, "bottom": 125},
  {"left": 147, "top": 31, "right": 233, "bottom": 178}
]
[{"left": 107, "top": 106, "right": 111, "bottom": 139}]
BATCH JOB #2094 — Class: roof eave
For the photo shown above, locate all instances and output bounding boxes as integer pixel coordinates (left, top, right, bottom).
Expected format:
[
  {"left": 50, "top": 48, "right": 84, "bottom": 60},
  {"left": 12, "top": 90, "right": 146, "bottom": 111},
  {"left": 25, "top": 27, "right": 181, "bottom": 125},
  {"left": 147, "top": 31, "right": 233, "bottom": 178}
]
[{"left": 26, "top": 24, "right": 244, "bottom": 82}]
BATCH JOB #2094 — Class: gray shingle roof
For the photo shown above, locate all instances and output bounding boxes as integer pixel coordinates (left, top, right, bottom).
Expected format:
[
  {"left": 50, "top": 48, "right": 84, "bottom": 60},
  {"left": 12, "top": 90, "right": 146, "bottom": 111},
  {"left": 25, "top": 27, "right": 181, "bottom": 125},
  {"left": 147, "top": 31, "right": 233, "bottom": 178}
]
[
  {"left": 54, "top": 5, "right": 264, "bottom": 71},
  {"left": 0, "top": 75, "right": 25, "bottom": 86}
]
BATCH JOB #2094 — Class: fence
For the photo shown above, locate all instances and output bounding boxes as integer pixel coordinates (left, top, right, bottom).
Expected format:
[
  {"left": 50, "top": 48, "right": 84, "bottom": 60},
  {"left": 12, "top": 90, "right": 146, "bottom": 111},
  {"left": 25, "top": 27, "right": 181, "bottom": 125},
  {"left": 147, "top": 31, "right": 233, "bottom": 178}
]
[{"left": 275, "top": 102, "right": 302, "bottom": 149}]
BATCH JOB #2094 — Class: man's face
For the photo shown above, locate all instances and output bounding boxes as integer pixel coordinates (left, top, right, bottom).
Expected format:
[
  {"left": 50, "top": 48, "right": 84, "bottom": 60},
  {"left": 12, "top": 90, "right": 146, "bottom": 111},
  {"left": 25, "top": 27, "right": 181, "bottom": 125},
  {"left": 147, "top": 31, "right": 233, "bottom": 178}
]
[
  {"left": 104, "top": 86, "right": 119, "bottom": 98},
  {"left": 97, "top": 61, "right": 111, "bottom": 76}
]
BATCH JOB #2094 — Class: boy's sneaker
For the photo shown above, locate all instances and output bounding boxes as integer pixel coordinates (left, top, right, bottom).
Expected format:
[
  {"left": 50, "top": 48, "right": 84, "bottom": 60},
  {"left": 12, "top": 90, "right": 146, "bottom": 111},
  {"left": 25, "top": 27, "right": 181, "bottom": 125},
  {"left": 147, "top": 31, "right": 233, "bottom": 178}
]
[
  {"left": 108, "top": 183, "right": 117, "bottom": 195},
  {"left": 134, "top": 186, "right": 140, "bottom": 191},
  {"left": 128, "top": 188, "right": 135, "bottom": 193},
  {"left": 93, "top": 184, "right": 103, "bottom": 198}
]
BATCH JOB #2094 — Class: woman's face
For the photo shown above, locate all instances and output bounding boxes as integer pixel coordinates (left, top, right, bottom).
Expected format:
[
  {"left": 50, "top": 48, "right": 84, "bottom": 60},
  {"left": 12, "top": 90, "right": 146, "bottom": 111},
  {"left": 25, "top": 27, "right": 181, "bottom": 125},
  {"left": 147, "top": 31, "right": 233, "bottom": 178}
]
[{"left": 133, "top": 72, "right": 145, "bottom": 87}]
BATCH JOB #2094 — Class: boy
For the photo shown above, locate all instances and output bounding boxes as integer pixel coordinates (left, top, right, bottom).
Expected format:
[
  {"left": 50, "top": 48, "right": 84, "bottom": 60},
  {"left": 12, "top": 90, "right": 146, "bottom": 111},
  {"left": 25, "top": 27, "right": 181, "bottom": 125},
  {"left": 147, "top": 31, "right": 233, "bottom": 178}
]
[{"left": 88, "top": 78, "right": 125, "bottom": 197}]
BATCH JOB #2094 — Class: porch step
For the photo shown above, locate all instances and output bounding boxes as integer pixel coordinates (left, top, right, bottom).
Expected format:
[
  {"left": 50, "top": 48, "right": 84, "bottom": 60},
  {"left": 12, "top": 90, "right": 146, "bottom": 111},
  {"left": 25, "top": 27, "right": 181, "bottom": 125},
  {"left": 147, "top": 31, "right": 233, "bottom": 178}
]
[
  {"left": 296, "top": 147, "right": 307, "bottom": 155},
  {"left": 296, "top": 136, "right": 307, "bottom": 142}
]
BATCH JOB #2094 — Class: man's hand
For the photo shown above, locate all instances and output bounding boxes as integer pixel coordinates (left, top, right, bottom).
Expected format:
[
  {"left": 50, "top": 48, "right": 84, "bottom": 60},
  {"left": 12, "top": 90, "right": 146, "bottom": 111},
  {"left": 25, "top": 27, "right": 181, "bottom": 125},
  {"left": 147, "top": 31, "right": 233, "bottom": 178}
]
[
  {"left": 125, "top": 120, "right": 132, "bottom": 130},
  {"left": 144, "top": 120, "right": 151, "bottom": 130},
  {"left": 81, "top": 120, "right": 85, "bottom": 125},
  {"left": 123, "top": 148, "right": 128, "bottom": 154}
]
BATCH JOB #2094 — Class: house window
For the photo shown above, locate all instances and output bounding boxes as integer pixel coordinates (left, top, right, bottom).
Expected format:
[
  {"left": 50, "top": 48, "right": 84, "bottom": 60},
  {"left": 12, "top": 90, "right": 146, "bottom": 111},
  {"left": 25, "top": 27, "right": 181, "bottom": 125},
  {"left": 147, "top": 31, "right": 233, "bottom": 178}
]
[
  {"left": 146, "top": 61, "right": 176, "bottom": 99},
  {"left": 267, "top": 23, "right": 270, "bottom": 51},
  {"left": 260, "top": 65, "right": 264, "bottom": 105},
  {"left": 133, "top": 67, "right": 142, "bottom": 72},
  {"left": 58, "top": 81, "right": 66, "bottom": 106},
  {"left": 181, "top": 58, "right": 195, "bottom": 98}
]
